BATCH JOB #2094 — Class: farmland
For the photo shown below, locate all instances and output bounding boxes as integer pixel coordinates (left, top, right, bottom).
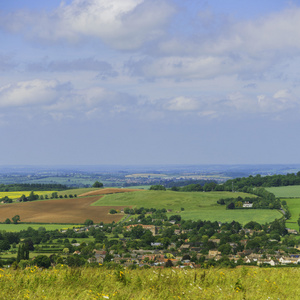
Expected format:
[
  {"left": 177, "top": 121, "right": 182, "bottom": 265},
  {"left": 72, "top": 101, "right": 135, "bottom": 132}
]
[
  {"left": 266, "top": 185, "right": 300, "bottom": 198},
  {"left": 0, "top": 191, "right": 55, "bottom": 201},
  {"left": 0, "top": 196, "right": 127, "bottom": 224},
  {"left": 78, "top": 188, "right": 143, "bottom": 197},
  {"left": 92, "top": 190, "right": 282, "bottom": 224}
]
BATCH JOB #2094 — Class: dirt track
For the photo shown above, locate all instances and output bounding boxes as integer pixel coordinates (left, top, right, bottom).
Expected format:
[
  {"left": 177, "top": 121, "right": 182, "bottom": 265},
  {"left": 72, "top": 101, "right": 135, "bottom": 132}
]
[{"left": 78, "top": 188, "right": 143, "bottom": 197}]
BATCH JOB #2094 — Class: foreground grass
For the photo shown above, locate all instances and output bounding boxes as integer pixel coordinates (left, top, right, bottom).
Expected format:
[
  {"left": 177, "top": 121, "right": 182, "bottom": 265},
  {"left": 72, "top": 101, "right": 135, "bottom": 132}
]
[
  {"left": 0, "top": 266, "right": 299, "bottom": 299},
  {"left": 92, "top": 190, "right": 282, "bottom": 224}
]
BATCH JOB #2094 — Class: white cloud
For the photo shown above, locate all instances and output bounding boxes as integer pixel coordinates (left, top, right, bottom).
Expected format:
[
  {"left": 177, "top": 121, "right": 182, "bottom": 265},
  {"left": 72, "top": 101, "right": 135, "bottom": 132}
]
[
  {"left": 166, "top": 96, "right": 199, "bottom": 111},
  {"left": 1, "top": 0, "right": 175, "bottom": 50},
  {"left": 0, "top": 79, "right": 63, "bottom": 107},
  {"left": 127, "top": 6, "right": 300, "bottom": 81}
]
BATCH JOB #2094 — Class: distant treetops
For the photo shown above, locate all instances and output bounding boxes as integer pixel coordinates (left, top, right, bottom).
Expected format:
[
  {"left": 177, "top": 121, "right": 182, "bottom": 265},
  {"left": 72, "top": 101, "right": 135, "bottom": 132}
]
[{"left": 92, "top": 181, "right": 104, "bottom": 188}]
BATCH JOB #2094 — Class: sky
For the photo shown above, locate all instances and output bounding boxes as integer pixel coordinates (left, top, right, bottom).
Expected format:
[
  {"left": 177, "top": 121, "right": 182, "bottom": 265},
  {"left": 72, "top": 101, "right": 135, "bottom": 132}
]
[{"left": 0, "top": 0, "right": 300, "bottom": 165}]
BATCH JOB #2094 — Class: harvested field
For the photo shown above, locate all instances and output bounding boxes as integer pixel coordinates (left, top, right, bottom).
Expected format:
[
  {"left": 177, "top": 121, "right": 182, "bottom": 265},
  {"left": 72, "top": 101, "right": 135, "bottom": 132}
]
[
  {"left": 0, "top": 196, "right": 127, "bottom": 224},
  {"left": 78, "top": 188, "right": 143, "bottom": 197}
]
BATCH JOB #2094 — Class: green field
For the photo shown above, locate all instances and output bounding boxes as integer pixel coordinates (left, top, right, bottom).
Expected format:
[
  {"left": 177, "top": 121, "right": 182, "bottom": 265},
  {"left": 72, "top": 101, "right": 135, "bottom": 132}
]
[
  {"left": 0, "top": 224, "right": 80, "bottom": 232},
  {"left": 123, "top": 185, "right": 151, "bottom": 189},
  {"left": 283, "top": 198, "right": 300, "bottom": 230},
  {"left": 92, "top": 190, "right": 282, "bottom": 224},
  {"left": 266, "top": 185, "right": 300, "bottom": 198}
]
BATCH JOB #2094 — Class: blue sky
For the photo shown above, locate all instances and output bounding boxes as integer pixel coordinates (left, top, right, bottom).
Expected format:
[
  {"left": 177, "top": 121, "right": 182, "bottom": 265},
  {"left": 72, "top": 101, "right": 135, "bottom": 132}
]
[{"left": 0, "top": 0, "right": 300, "bottom": 165}]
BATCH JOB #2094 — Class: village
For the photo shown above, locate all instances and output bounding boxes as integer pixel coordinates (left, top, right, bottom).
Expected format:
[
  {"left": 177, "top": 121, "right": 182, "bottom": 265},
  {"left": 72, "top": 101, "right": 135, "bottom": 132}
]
[{"left": 61, "top": 215, "right": 300, "bottom": 269}]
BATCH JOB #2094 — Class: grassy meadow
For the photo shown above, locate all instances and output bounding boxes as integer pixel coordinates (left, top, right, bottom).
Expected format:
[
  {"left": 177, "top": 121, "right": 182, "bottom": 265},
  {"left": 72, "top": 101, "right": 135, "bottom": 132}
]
[
  {"left": 92, "top": 190, "right": 282, "bottom": 224},
  {"left": 266, "top": 185, "right": 300, "bottom": 198},
  {"left": 264, "top": 186, "right": 300, "bottom": 230},
  {"left": 0, "top": 266, "right": 299, "bottom": 299},
  {"left": 0, "top": 223, "right": 80, "bottom": 232},
  {"left": 283, "top": 198, "right": 300, "bottom": 230}
]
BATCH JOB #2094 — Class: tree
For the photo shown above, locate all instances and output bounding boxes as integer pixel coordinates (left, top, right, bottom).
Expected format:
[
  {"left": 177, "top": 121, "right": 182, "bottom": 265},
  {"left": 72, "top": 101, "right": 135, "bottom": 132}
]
[
  {"left": 12, "top": 215, "right": 20, "bottom": 224},
  {"left": 28, "top": 191, "right": 38, "bottom": 201},
  {"left": 4, "top": 218, "right": 11, "bottom": 224},
  {"left": 227, "top": 202, "right": 235, "bottom": 210},
  {"left": 165, "top": 259, "right": 173, "bottom": 268},
  {"left": 169, "top": 215, "right": 181, "bottom": 222},
  {"left": 218, "top": 244, "right": 232, "bottom": 255},
  {"left": 84, "top": 219, "right": 94, "bottom": 226},
  {"left": 149, "top": 185, "right": 166, "bottom": 191},
  {"left": 0, "top": 240, "right": 10, "bottom": 251},
  {"left": 93, "top": 181, "right": 103, "bottom": 188},
  {"left": 34, "top": 255, "right": 51, "bottom": 268},
  {"left": 51, "top": 192, "right": 58, "bottom": 199},
  {"left": 109, "top": 209, "right": 117, "bottom": 214}
]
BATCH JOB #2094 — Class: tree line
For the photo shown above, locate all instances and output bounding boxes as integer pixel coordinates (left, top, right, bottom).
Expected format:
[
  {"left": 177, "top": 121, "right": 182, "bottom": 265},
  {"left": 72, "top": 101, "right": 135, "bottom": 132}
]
[{"left": 0, "top": 183, "right": 68, "bottom": 192}]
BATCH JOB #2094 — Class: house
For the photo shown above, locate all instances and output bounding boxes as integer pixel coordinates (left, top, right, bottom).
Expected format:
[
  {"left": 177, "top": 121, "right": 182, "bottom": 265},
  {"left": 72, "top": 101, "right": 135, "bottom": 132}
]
[
  {"left": 286, "top": 228, "right": 298, "bottom": 235},
  {"left": 243, "top": 201, "right": 253, "bottom": 208},
  {"left": 208, "top": 250, "right": 221, "bottom": 258},
  {"left": 257, "top": 259, "right": 278, "bottom": 266},
  {"left": 151, "top": 242, "right": 163, "bottom": 247}
]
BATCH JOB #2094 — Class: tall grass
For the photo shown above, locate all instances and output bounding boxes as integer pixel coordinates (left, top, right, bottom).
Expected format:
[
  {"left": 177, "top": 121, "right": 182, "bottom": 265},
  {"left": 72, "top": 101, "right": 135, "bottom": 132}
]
[{"left": 0, "top": 266, "right": 299, "bottom": 299}]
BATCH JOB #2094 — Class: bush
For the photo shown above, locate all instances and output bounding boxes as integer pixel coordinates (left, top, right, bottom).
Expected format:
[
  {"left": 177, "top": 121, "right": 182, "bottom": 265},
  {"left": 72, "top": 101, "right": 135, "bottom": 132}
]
[{"left": 34, "top": 255, "right": 51, "bottom": 268}]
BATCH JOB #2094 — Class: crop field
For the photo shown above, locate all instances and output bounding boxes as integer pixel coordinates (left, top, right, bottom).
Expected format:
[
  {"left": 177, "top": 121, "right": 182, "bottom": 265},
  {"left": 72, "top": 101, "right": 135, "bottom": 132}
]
[
  {"left": 265, "top": 185, "right": 300, "bottom": 198},
  {"left": 78, "top": 188, "right": 143, "bottom": 197},
  {"left": 92, "top": 190, "right": 282, "bottom": 224},
  {"left": 0, "top": 266, "right": 299, "bottom": 299},
  {"left": 0, "top": 196, "right": 127, "bottom": 224},
  {"left": 0, "top": 191, "right": 56, "bottom": 200}
]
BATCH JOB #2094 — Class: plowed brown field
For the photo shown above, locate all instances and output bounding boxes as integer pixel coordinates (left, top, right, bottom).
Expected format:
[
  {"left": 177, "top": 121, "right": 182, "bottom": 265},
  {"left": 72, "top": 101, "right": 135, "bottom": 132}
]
[
  {"left": 0, "top": 196, "right": 127, "bottom": 224},
  {"left": 78, "top": 188, "right": 143, "bottom": 197}
]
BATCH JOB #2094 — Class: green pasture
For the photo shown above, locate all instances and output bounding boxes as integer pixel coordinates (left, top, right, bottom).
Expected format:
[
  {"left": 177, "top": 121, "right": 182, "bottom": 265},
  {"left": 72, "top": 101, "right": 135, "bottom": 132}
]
[
  {"left": 0, "top": 224, "right": 80, "bottom": 232},
  {"left": 92, "top": 190, "right": 282, "bottom": 224},
  {"left": 283, "top": 198, "right": 300, "bottom": 230},
  {"left": 266, "top": 185, "right": 300, "bottom": 198},
  {"left": 123, "top": 185, "right": 151, "bottom": 189}
]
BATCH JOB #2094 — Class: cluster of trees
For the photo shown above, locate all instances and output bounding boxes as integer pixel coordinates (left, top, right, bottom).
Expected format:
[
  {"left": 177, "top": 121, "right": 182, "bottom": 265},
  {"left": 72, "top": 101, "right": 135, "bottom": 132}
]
[
  {"left": 171, "top": 182, "right": 218, "bottom": 192},
  {"left": 165, "top": 172, "right": 300, "bottom": 193},
  {"left": 92, "top": 181, "right": 103, "bottom": 188},
  {"left": 17, "top": 192, "right": 78, "bottom": 202},
  {"left": 149, "top": 185, "right": 166, "bottom": 191},
  {"left": 164, "top": 179, "right": 216, "bottom": 188},
  {"left": 4, "top": 215, "right": 20, "bottom": 224},
  {"left": 224, "top": 172, "right": 300, "bottom": 189},
  {"left": 217, "top": 196, "right": 281, "bottom": 210},
  {"left": 0, "top": 183, "right": 68, "bottom": 192},
  {"left": 0, "top": 196, "right": 12, "bottom": 203}
]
